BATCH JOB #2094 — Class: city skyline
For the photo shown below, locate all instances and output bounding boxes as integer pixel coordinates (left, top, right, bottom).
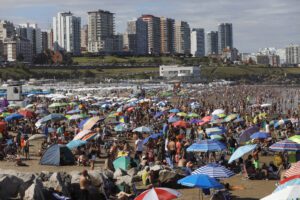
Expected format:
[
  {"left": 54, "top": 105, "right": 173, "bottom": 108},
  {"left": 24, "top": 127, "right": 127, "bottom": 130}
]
[{"left": 0, "top": 0, "right": 299, "bottom": 53}]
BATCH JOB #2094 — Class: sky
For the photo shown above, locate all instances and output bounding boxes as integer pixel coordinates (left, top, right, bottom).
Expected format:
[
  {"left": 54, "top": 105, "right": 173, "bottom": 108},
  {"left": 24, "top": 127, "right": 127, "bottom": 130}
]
[{"left": 0, "top": 0, "right": 299, "bottom": 53}]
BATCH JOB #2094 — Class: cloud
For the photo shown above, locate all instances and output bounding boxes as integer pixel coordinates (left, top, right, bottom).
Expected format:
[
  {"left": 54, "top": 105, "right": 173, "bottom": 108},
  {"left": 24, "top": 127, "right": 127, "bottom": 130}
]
[{"left": 0, "top": 0, "right": 299, "bottom": 52}]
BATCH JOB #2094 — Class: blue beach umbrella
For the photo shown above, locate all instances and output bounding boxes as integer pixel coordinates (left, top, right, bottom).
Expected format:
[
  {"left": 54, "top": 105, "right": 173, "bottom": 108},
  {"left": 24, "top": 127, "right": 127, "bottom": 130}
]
[
  {"left": 168, "top": 116, "right": 180, "bottom": 123},
  {"left": 114, "top": 124, "right": 127, "bottom": 132},
  {"left": 192, "top": 163, "right": 235, "bottom": 178},
  {"left": 66, "top": 109, "right": 80, "bottom": 114},
  {"left": 169, "top": 108, "right": 180, "bottom": 113},
  {"left": 66, "top": 140, "right": 87, "bottom": 150},
  {"left": 5, "top": 113, "right": 24, "bottom": 122},
  {"left": 269, "top": 140, "right": 300, "bottom": 152},
  {"left": 250, "top": 131, "right": 269, "bottom": 139},
  {"left": 177, "top": 174, "right": 223, "bottom": 189},
  {"left": 133, "top": 126, "right": 151, "bottom": 133},
  {"left": 228, "top": 144, "right": 257, "bottom": 163},
  {"left": 187, "top": 140, "right": 226, "bottom": 152},
  {"left": 239, "top": 126, "right": 260, "bottom": 143},
  {"left": 40, "top": 114, "right": 66, "bottom": 123},
  {"left": 205, "top": 127, "right": 225, "bottom": 136},
  {"left": 143, "top": 132, "right": 163, "bottom": 145}
]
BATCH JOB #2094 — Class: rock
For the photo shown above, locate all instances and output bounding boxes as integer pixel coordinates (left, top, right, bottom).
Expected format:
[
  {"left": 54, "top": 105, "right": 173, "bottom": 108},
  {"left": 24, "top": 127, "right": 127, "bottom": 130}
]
[
  {"left": 24, "top": 179, "right": 45, "bottom": 200},
  {"left": 113, "top": 168, "right": 127, "bottom": 179},
  {"left": 116, "top": 175, "right": 133, "bottom": 186},
  {"left": 69, "top": 171, "right": 81, "bottom": 184},
  {"left": 127, "top": 168, "right": 137, "bottom": 177},
  {"left": 0, "top": 174, "right": 23, "bottom": 199},
  {"left": 43, "top": 172, "right": 70, "bottom": 197},
  {"left": 103, "top": 169, "right": 114, "bottom": 179},
  {"left": 88, "top": 171, "right": 104, "bottom": 187},
  {"left": 18, "top": 173, "right": 36, "bottom": 199},
  {"left": 159, "top": 169, "right": 177, "bottom": 183}
]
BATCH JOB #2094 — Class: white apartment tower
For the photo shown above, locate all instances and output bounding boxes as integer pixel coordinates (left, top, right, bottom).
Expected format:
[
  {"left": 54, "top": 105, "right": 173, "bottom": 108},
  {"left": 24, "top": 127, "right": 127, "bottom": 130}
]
[
  {"left": 175, "top": 21, "right": 191, "bottom": 55},
  {"left": 53, "top": 12, "right": 81, "bottom": 55},
  {"left": 286, "top": 45, "right": 300, "bottom": 65},
  {"left": 191, "top": 28, "right": 205, "bottom": 57},
  {"left": 87, "top": 10, "right": 115, "bottom": 53}
]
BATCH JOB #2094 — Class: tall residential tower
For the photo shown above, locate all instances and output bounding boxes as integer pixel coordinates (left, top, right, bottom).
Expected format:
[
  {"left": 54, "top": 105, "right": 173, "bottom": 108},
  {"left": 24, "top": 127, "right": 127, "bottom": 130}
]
[
  {"left": 218, "top": 23, "right": 233, "bottom": 53},
  {"left": 191, "top": 28, "right": 205, "bottom": 57}
]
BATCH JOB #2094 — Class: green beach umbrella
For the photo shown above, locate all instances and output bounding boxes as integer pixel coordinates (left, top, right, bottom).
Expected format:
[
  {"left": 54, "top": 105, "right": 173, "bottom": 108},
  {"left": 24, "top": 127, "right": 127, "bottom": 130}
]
[
  {"left": 289, "top": 135, "right": 300, "bottom": 144},
  {"left": 113, "top": 156, "right": 130, "bottom": 171},
  {"left": 224, "top": 114, "right": 238, "bottom": 122},
  {"left": 188, "top": 113, "right": 199, "bottom": 118},
  {"left": 177, "top": 112, "right": 187, "bottom": 117},
  {"left": 49, "top": 102, "right": 67, "bottom": 108}
]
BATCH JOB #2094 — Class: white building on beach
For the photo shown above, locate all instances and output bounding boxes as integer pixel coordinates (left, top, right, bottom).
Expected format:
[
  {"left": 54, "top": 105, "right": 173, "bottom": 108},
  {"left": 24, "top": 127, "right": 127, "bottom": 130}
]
[{"left": 159, "top": 65, "right": 201, "bottom": 81}]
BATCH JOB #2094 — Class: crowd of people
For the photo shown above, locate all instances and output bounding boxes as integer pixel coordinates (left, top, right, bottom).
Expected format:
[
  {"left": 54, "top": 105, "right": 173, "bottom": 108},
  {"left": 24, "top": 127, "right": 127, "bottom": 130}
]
[{"left": 0, "top": 84, "right": 299, "bottom": 199}]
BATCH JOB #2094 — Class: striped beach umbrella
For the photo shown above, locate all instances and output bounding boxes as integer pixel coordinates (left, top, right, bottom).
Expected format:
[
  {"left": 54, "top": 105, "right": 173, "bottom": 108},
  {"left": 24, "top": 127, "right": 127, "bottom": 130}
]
[
  {"left": 285, "top": 161, "right": 300, "bottom": 178},
  {"left": 135, "top": 187, "right": 181, "bottom": 200},
  {"left": 192, "top": 163, "right": 235, "bottom": 178},
  {"left": 269, "top": 140, "right": 300, "bottom": 151},
  {"left": 83, "top": 116, "right": 100, "bottom": 130},
  {"left": 187, "top": 140, "right": 226, "bottom": 152}
]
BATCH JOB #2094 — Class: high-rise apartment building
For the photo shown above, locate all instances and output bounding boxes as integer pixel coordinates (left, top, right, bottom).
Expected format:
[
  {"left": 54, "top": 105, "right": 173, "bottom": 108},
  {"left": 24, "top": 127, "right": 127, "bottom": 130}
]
[
  {"left": 88, "top": 10, "right": 114, "bottom": 53},
  {"left": 127, "top": 20, "right": 136, "bottom": 34},
  {"left": 0, "top": 20, "right": 15, "bottom": 59},
  {"left": 47, "top": 29, "right": 54, "bottom": 50},
  {"left": 286, "top": 45, "right": 300, "bottom": 65},
  {"left": 140, "top": 15, "right": 161, "bottom": 55},
  {"left": 218, "top": 23, "right": 233, "bottom": 53},
  {"left": 206, "top": 31, "right": 218, "bottom": 55},
  {"left": 81, "top": 25, "right": 88, "bottom": 51},
  {"left": 191, "top": 28, "right": 205, "bottom": 57},
  {"left": 160, "top": 17, "right": 175, "bottom": 55},
  {"left": 136, "top": 18, "right": 148, "bottom": 55},
  {"left": 17, "top": 23, "right": 42, "bottom": 55},
  {"left": 175, "top": 21, "right": 191, "bottom": 55},
  {"left": 53, "top": 12, "right": 81, "bottom": 55},
  {"left": 41, "top": 31, "right": 48, "bottom": 51},
  {"left": 3, "top": 36, "right": 32, "bottom": 62}
]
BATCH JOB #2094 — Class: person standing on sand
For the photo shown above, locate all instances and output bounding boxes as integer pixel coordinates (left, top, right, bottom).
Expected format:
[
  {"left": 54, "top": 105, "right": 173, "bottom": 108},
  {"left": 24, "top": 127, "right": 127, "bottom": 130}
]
[{"left": 79, "top": 170, "right": 91, "bottom": 200}]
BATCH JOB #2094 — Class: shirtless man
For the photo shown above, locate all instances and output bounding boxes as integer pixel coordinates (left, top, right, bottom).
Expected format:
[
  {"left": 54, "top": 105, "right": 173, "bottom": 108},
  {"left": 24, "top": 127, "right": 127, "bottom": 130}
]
[
  {"left": 168, "top": 137, "right": 176, "bottom": 163},
  {"left": 79, "top": 170, "right": 90, "bottom": 200}
]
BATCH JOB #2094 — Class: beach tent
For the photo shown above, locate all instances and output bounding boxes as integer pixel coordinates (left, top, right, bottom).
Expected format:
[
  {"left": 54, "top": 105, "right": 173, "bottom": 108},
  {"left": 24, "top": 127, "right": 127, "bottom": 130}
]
[{"left": 40, "top": 144, "right": 75, "bottom": 166}]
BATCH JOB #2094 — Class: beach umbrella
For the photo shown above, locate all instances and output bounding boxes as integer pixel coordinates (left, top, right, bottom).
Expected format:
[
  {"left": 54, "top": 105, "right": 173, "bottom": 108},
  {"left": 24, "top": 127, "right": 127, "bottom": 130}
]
[
  {"left": 169, "top": 109, "right": 180, "bottom": 113},
  {"left": 250, "top": 131, "right": 269, "bottom": 139},
  {"left": 88, "top": 110, "right": 98, "bottom": 115},
  {"left": 233, "top": 118, "right": 244, "bottom": 123},
  {"left": 114, "top": 124, "right": 127, "bottom": 132},
  {"left": 269, "top": 139, "right": 300, "bottom": 151},
  {"left": 78, "top": 118, "right": 89, "bottom": 129},
  {"left": 210, "top": 135, "right": 223, "bottom": 140},
  {"left": 73, "top": 130, "right": 92, "bottom": 140},
  {"left": 19, "top": 110, "right": 34, "bottom": 118},
  {"left": 261, "top": 103, "right": 272, "bottom": 108},
  {"left": 192, "top": 163, "right": 235, "bottom": 178},
  {"left": 173, "top": 120, "right": 188, "bottom": 128},
  {"left": 66, "top": 140, "right": 87, "bottom": 150},
  {"left": 212, "top": 109, "right": 225, "bottom": 115},
  {"left": 8, "top": 103, "right": 20, "bottom": 108},
  {"left": 36, "top": 104, "right": 47, "bottom": 108},
  {"left": 187, "top": 113, "right": 199, "bottom": 118},
  {"left": 143, "top": 133, "right": 163, "bottom": 145},
  {"left": 83, "top": 116, "right": 100, "bottom": 130},
  {"left": 39, "top": 114, "right": 66, "bottom": 124},
  {"left": 274, "top": 119, "right": 290, "bottom": 128},
  {"left": 81, "top": 132, "right": 97, "bottom": 141},
  {"left": 288, "top": 135, "right": 300, "bottom": 144},
  {"left": 205, "top": 127, "right": 225, "bottom": 136},
  {"left": 133, "top": 126, "right": 151, "bottom": 133},
  {"left": 134, "top": 187, "right": 181, "bottom": 200},
  {"left": 280, "top": 175, "right": 300, "bottom": 185},
  {"left": 261, "top": 185, "right": 300, "bottom": 200},
  {"left": 274, "top": 177, "right": 300, "bottom": 193},
  {"left": 210, "top": 118, "right": 225, "bottom": 124},
  {"left": 177, "top": 174, "right": 223, "bottom": 189},
  {"left": 228, "top": 144, "right": 257, "bottom": 163},
  {"left": 113, "top": 156, "right": 130, "bottom": 171},
  {"left": 0, "top": 112, "right": 10, "bottom": 117},
  {"left": 238, "top": 126, "right": 260, "bottom": 143},
  {"left": 176, "top": 112, "right": 187, "bottom": 117},
  {"left": 66, "top": 109, "right": 80, "bottom": 114},
  {"left": 35, "top": 109, "right": 50, "bottom": 116},
  {"left": 187, "top": 140, "right": 226, "bottom": 152},
  {"left": 190, "top": 119, "right": 202, "bottom": 124},
  {"left": 168, "top": 116, "right": 180, "bottom": 123},
  {"left": 68, "top": 114, "right": 88, "bottom": 120},
  {"left": 224, "top": 114, "right": 238, "bottom": 122},
  {"left": 201, "top": 116, "right": 212, "bottom": 122},
  {"left": 154, "top": 111, "right": 164, "bottom": 118},
  {"left": 216, "top": 113, "right": 226, "bottom": 118},
  {"left": 28, "top": 134, "right": 47, "bottom": 141},
  {"left": 285, "top": 161, "right": 300, "bottom": 178},
  {"left": 49, "top": 102, "right": 67, "bottom": 108},
  {"left": 25, "top": 104, "right": 34, "bottom": 109},
  {"left": 5, "top": 113, "right": 24, "bottom": 122}
]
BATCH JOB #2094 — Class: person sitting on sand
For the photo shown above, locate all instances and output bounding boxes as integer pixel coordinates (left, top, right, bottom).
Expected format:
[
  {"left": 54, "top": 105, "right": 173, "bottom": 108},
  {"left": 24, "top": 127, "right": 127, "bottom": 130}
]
[{"left": 79, "top": 170, "right": 91, "bottom": 200}]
